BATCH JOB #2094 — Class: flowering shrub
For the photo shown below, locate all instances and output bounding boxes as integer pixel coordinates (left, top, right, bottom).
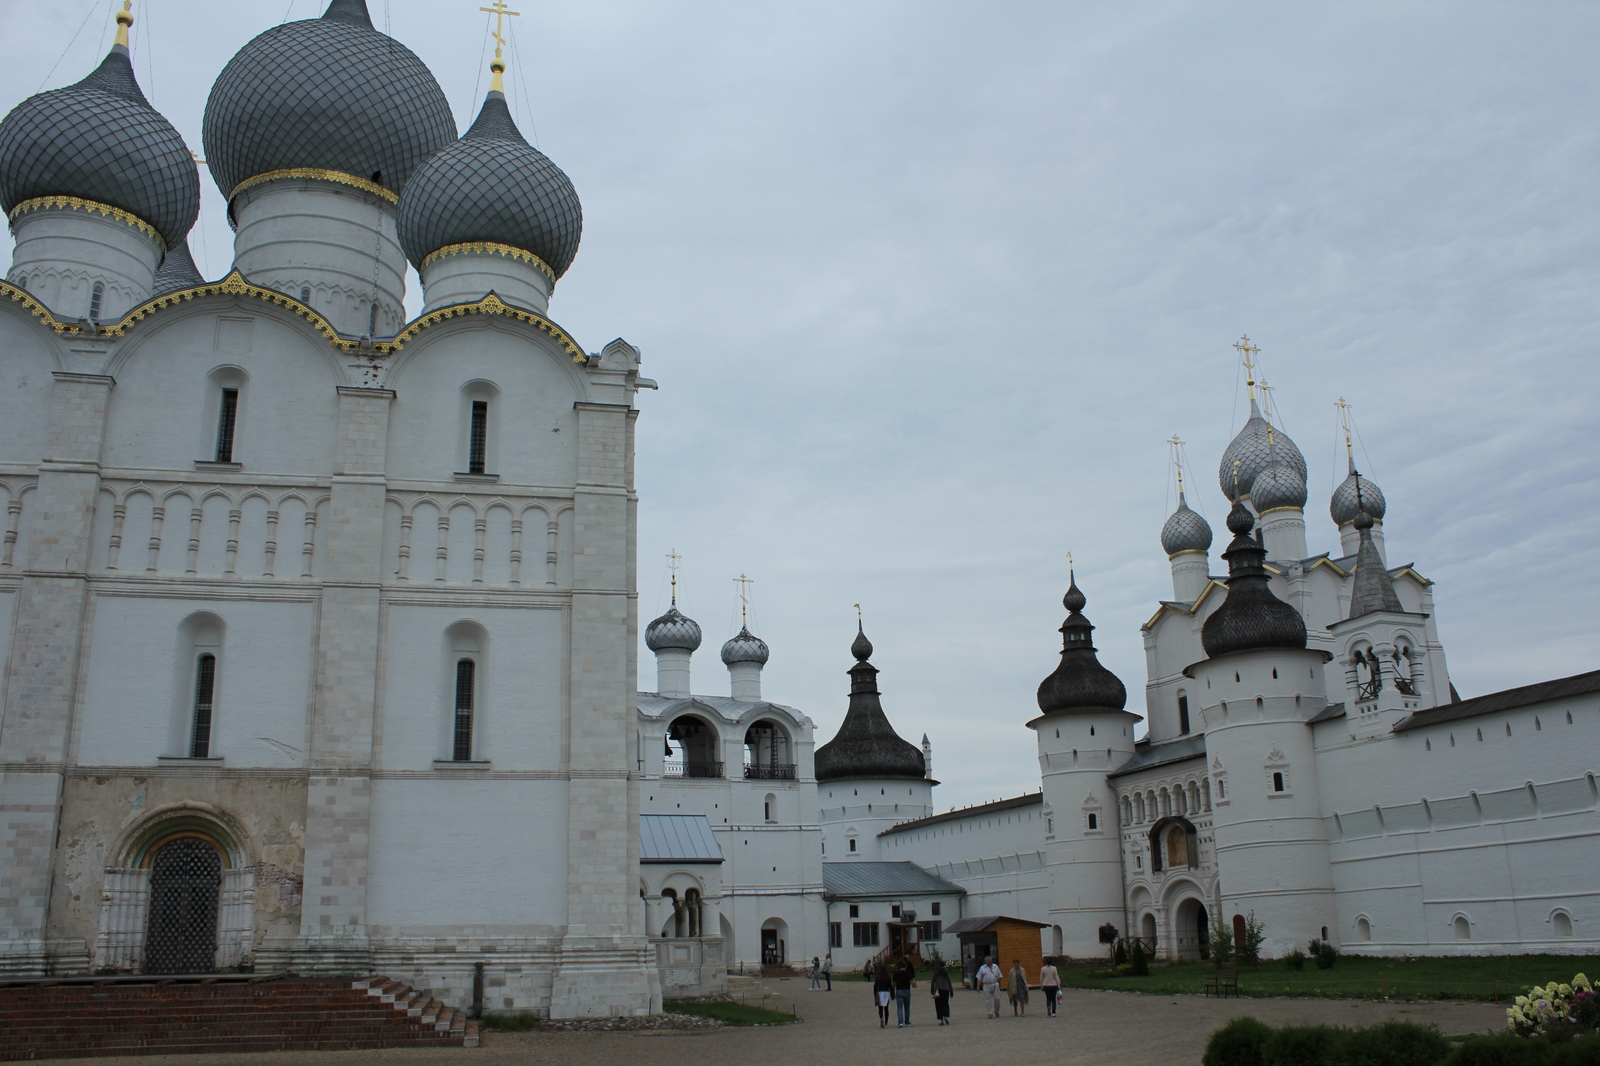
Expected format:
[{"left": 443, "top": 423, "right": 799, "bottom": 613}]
[{"left": 1507, "top": 973, "right": 1600, "bottom": 1041}]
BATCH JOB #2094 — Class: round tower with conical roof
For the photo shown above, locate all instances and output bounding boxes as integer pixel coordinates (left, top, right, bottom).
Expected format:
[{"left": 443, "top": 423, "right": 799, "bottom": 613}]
[
  {"left": 1030, "top": 574, "right": 1140, "bottom": 957},
  {"left": 202, "top": 0, "right": 456, "bottom": 336},
  {"left": 0, "top": 3, "right": 200, "bottom": 321},
  {"left": 1184, "top": 498, "right": 1336, "bottom": 957},
  {"left": 815, "top": 624, "right": 933, "bottom": 861}
]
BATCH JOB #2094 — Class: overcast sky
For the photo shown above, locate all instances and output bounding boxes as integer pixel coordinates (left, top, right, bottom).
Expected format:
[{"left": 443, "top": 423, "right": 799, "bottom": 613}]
[{"left": 4, "top": 0, "right": 1596, "bottom": 812}]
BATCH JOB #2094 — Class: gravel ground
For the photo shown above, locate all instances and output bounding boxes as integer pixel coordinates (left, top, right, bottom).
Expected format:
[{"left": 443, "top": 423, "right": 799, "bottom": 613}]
[{"left": 42, "top": 979, "right": 1507, "bottom": 1066}]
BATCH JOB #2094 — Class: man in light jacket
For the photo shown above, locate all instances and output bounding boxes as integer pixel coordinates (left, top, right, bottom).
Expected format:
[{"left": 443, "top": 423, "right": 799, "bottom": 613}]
[{"left": 976, "top": 955, "right": 1004, "bottom": 1019}]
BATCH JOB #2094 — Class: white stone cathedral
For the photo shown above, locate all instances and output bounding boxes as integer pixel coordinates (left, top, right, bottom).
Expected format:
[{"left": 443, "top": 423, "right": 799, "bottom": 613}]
[{"left": 0, "top": 0, "right": 659, "bottom": 1016}]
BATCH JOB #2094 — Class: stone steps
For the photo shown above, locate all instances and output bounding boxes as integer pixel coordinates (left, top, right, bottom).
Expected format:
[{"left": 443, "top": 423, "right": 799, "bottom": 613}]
[{"left": 0, "top": 976, "right": 477, "bottom": 1061}]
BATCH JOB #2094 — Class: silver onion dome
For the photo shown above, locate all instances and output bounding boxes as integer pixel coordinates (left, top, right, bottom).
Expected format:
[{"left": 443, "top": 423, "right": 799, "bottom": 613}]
[
  {"left": 202, "top": 0, "right": 456, "bottom": 200},
  {"left": 1218, "top": 401, "right": 1308, "bottom": 502},
  {"left": 1331, "top": 468, "right": 1387, "bottom": 526},
  {"left": 1250, "top": 458, "right": 1308, "bottom": 513},
  {"left": 1160, "top": 496, "right": 1213, "bottom": 556},
  {"left": 645, "top": 606, "right": 702, "bottom": 653},
  {"left": 0, "top": 43, "right": 200, "bottom": 246},
  {"left": 720, "top": 626, "right": 770, "bottom": 666},
  {"left": 397, "top": 88, "right": 583, "bottom": 279}
]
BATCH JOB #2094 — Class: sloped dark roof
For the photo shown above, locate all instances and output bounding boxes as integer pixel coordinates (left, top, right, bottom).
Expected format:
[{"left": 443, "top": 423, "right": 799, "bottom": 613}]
[
  {"left": 943, "top": 915, "right": 1050, "bottom": 935},
  {"left": 1109, "top": 734, "right": 1207, "bottom": 778},
  {"left": 1200, "top": 500, "right": 1307, "bottom": 657},
  {"left": 639, "top": 814, "right": 722, "bottom": 864},
  {"left": 814, "top": 625, "right": 925, "bottom": 781},
  {"left": 1346, "top": 513, "right": 1404, "bottom": 617},
  {"left": 1307, "top": 702, "right": 1347, "bottom": 724},
  {"left": 1394, "top": 670, "right": 1600, "bottom": 732},
  {"left": 822, "top": 862, "right": 963, "bottom": 899},
  {"left": 1035, "top": 576, "right": 1128, "bottom": 717},
  {"left": 880, "top": 793, "right": 1042, "bottom": 836}
]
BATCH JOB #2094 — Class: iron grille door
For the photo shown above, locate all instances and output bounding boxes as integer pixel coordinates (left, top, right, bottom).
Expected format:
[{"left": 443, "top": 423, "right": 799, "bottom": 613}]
[{"left": 144, "top": 838, "right": 221, "bottom": 974}]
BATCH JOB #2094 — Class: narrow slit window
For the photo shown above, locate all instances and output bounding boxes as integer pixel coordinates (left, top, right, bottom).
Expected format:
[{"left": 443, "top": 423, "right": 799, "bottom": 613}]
[
  {"left": 190, "top": 653, "right": 216, "bottom": 758},
  {"left": 452, "top": 658, "right": 476, "bottom": 761},
  {"left": 89, "top": 281, "right": 104, "bottom": 321},
  {"left": 300, "top": 286, "right": 311, "bottom": 305},
  {"left": 215, "top": 388, "right": 239, "bottom": 462},
  {"left": 468, "top": 401, "right": 489, "bottom": 474},
  {"left": 1178, "top": 694, "right": 1190, "bottom": 735},
  {"left": 1272, "top": 771, "right": 1285, "bottom": 792}
]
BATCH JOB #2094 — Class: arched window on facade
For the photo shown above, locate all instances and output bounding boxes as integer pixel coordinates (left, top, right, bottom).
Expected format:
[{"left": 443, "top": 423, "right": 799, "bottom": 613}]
[
  {"left": 452, "top": 659, "right": 476, "bottom": 761},
  {"left": 1357, "top": 916, "right": 1371, "bottom": 941},
  {"left": 1177, "top": 691, "right": 1190, "bottom": 734},
  {"left": 176, "top": 613, "right": 224, "bottom": 759},
  {"left": 744, "top": 720, "right": 794, "bottom": 779},
  {"left": 89, "top": 281, "right": 104, "bottom": 321},
  {"left": 665, "top": 716, "right": 721, "bottom": 777},
  {"left": 190, "top": 654, "right": 218, "bottom": 758},
  {"left": 203, "top": 367, "right": 248, "bottom": 465},
  {"left": 1454, "top": 915, "right": 1472, "bottom": 940},
  {"left": 445, "top": 622, "right": 487, "bottom": 762},
  {"left": 659, "top": 888, "right": 680, "bottom": 938},
  {"left": 459, "top": 381, "right": 501, "bottom": 476},
  {"left": 1553, "top": 911, "right": 1573, "bottom": 938}
]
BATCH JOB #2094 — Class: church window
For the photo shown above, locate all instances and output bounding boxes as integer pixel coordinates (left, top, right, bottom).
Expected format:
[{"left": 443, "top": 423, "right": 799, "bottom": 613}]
[
  {"left": 1272, "top": 668, "right": 1278, "bottom": 679},
  {"left": 1506, "top": 722, "right": 1512, "bottom": 736},
  {"left": 468, "top": 402, "right": 489, "bottom": 474},
  {"left": 764, "top": 793, "right": 777, "bottom": 823},
  {"left": 1090, "top": 725, "right": 1095, "bottom": 736},
  {"left": 1178, "top": 693, "right": 1190, "bottom": 734},
  {"left": 1425, "top": 739, "right": 1431, "bottom": 751},
  {"left": 849, "top": 904, "right": 859, "bottom": 918},
  {"left": 189, "top": 653, "right": 217, "bottom": 758},
  {"left": 300, "top": 286, "right": 311, "bottom": 304},
  {"left": 1357, "top": 917, "right": 1371, "bottom": 941},
  {"left": 848, "top": 838, "right": 856, "bottom": 852},
  {"left": 1088, "top": 813, "right": 1098, "bottom": 830},
  {"left": 215, "top": 389, "right": 240, "bottom": 463},
  {"left": 1272, "top": 772, "right": 1285, "bottom": 792},
  {"left": 1217, "top": 780, "right": 1226, "bottom": 799},
  {"left": 1567, "top": 711, "right": 1573, "bottom": 725},
  {"left": 1476, "top": 728, "right": 1483, "bottom": 742},
  {"left": 452, "top": 659, "right": 476, "bottom": 761},
  {"left": 1535, "top": 717, "right": 1541, "bottom": 731},
  {"left": 1454, "top": 915, "right": 1471, "bottom": 940},
  {"left": 1553, "top": 911, "right": 1573, "bottom": 937},
  {"left": 1449, "top": 734, "right": 1455, "bottom": 746},
  {"left": 89, "top": 281, "right": 104, "bottom": 321}
]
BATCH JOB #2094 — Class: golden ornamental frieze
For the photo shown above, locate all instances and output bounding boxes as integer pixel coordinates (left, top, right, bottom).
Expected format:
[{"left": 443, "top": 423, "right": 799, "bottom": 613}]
[
  {"left": 228, "top": 168, "right": 400, "bottom": 205},
  {"left": 8, "top": 196, "right": 165, "bottom": 249},
  {"left": 0, "top": 275, "right": 585, "bottom": 362},
  {"left": 418, "top": 241, "right": 556, "bottom": 283}
]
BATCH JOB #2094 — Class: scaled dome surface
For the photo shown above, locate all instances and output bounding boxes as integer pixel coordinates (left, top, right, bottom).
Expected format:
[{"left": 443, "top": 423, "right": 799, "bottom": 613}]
[
  {"left": 720, "top": 626, "right": 770, "bottom": 666},
  {"left": 0, "top": 46, "right": 199, "bottom": 246},
  {"left": 645, "top": 606, "right": 702, "bottom": 653},
  {"left": 202, "top": 0, "right": 456, "bottom": 199},
  {"left": 1250, "top": 458, "right": 1308, "bottom": 513},
  {"left": 1160, "top": 500, "right": 1213, "bottom": 556},
  {"left": 1331, "top": 470, "right": 1387, "bottom": 526},
  {"left": 397, "top": 91, "right": 583, "bottom": 279},
  {"left": 1218, "top": 406, "right": 1308, "bottom": 502}
]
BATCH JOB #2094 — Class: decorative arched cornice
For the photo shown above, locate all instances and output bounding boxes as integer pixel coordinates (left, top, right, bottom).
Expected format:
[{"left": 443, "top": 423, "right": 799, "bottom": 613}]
[
  {"left": 8, "top": 196, "right": 165, "bottom": 249},
  {"left": 229, "top": 168, "right": 398, "bottom": 206},
  {"left": 108, "top": 800, "right": 254, "bottom": 869},
  {"left": 1, "top": 275, "right": 587, "bottom": 363},
  {"left": 419, "top": 241, "right": 555, "bottom": 283}
]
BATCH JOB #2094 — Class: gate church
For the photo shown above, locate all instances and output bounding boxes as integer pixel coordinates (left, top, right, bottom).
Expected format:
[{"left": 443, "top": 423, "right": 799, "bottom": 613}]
[{"left": 0, "top": 0, "right": 661, "bottom": 1016}]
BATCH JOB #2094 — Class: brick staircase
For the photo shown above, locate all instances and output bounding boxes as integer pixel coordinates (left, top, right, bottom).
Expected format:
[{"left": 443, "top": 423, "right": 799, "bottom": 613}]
[{"left": 0, "top": 975, "right": 479, "bottom": 1061}]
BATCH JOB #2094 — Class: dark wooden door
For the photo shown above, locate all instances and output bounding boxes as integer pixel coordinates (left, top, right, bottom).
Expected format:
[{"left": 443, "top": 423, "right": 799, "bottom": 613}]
[{"left": 144, "top": 838, "right": 220, "bottom": 974}]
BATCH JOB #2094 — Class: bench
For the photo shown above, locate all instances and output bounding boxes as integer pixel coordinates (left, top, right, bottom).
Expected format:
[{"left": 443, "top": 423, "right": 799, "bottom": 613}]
[{"left": 1204, "top": 969, "right": 1239, "bottom": 998}]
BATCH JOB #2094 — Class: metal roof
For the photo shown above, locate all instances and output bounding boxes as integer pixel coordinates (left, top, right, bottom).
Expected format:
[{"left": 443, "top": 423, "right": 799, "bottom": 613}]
[
  {"left": 881, "top": 793, "right": 1042, "bottom": 836},
  {"left": 943, "top": 915, "right": 1049, "bottom": 935},
  {"left": 1394, "top": 669, "right": 1600, "bottom": 732},
  {"left": 639, "top": 814, "right": 722, "bottom": 864},
  {"left": 822, "top": 862, "right": 964, "bottom": 899},
  {"left": 1109, "top": 733, "right": 1207, "bottom": 779}
]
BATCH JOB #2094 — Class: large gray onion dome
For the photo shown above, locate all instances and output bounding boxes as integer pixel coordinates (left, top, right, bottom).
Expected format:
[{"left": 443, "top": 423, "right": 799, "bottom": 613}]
[
  {"left": 814, "top": 624, "right": 926, "bottom": 782},
  {"left": 202, "top": 0, "right": 456, "bottom": 199},
  {"left": 1331, "top": 466, "right": 1387, "bottom": 526},
  {"left": 1218, "top": 399, "right": 1307, "bottom": 502},
  {"left": 397, "top": 88, "right": 582, "bottom": 279},
  {"left": 645, "top": 605, "right": 702, "bottom": 652},
  {"left": 1251, "top": 458, "right": 1308, "bottom": 513},
  {"left": 721, "top": 626, "right": 770, "bottom": 666},
  {"left": 1201, "top": 500, "right": 1308, "bottom": 658},
  {"left": 1036, "top": 576, "right": 1128, "bottom": 716},
  {"left": 1161, "top": 493, "right": 1213, "bottom": 556},
  {"left": 151, "top": 240, "right": 204, "bottom": 296},
  {"left": 0, "top": 41, "right": 199, "bottom": 246}
]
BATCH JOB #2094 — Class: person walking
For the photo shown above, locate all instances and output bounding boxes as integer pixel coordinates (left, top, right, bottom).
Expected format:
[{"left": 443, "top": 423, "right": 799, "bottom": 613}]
[
  {"left": 930, "top": 961, "right": 954, "bottom": 1025},
  {"left": 1039, "top": 957, "right": 1061, "bottom": 1018},
  {"left": 823, "top": 952, "right": 833, "bottom": 991},
  {"left": 893, "top": 956, "right": 916, "bottom": 1027},
  {"left": 809, "top": 956, "right": 822, "bottom": 990},
  {"left": 873, "top": 962, "right": 894, "bottom": 1028},
  {"left": 1009, "top": 959, "right": 1030, "bottom": 1017},
  {"left": 976, "top": 956, "right": 1003, "bottom": 1019}
]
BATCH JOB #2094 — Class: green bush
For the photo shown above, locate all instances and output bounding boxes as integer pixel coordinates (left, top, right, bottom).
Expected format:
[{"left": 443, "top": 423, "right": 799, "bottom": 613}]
[
  {"left": 1284, "top": 948, "right": 1308, "bottom": 972},
  {"left": 1266, "top": 1024, "right": 1345, "bottom": 1066},
  {"left": 1309, "top": 938, "right": 1340, "bottom": 970},
  {"left": 1333, "top": 1019, "right": 1447, "bottom": 1066},
  {"left": 1114, "top": 941, "right": 1128, "bottom": 966},
  {"left": 1131, "top": 939, "right": 1150, "bottom": 977},
  {"left": 1210, "top": 922, "right": 1235, "bottom": 968},
  {"left": 1204, "top": 1016, "right": 1273, "bottom": 1066},
  {"left": 1237, "top": 912, "right": 1267, "bottom": 968}
]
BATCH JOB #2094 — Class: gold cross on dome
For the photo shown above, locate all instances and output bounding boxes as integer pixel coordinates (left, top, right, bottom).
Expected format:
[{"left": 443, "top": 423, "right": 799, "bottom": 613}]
[
  {"left": 735, "top": 574, "right": 754, "bottom": 626},
  {"left": 1233, "top": 334, "right": 1261, "bottom": 400},
  {"left": 666, "top": 549, "right": 681, "bottom": 602},
  {"left": 479, "top": 0, "right": 521, "bottom": 49}
]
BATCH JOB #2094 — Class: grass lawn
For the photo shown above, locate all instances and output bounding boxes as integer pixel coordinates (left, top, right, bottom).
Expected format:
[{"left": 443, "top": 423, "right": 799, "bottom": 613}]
[
  {"left": 1056, "top": 955, "right": 1599, "bottom": 1002},
  {"left": 665, "top": 1000, "right": 800, "bottom": 1025}
]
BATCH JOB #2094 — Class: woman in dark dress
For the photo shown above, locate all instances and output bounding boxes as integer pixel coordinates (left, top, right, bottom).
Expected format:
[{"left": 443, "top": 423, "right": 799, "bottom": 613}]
[
  {"left": 930, "top": 961, "right": 954, "bottom": 1025},
  {"left": 873, "top": 963, "right": 894, "bottom": 1028}
]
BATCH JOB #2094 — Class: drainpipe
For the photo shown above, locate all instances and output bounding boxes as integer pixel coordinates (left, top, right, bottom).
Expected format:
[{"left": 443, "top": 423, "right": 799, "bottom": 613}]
[{"left": 471, "top": 962, "right": 484, "bottom": 1019}]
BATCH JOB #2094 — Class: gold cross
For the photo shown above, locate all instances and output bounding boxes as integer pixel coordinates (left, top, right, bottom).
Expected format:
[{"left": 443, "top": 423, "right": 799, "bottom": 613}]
[
  {"left": 479, "top": 0, "right": 521, "bottom": 49},
  {"left": 666, "top": 549, "right": 681, "bottom": 603},
  {"left": 1233, "top": 334, "right": 1260, "bottom": 400},
  {"left": 1334, "top": 397, "right": 1354, "bottom": 461},
  {"left": 735, "top": 574, "right": 754, "bottom": 626}
]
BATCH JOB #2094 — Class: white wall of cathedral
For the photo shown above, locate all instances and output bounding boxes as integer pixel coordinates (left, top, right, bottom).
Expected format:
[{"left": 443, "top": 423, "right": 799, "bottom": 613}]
[
  {"left": 419, "top": 251, "right": 551, "bottom": 316},
  {"left": 1114, "top": 757, "right": 1218, "bottom": 959},
  {"left": 882, "top": 801, "right": 1050, "bottom": 925}
]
